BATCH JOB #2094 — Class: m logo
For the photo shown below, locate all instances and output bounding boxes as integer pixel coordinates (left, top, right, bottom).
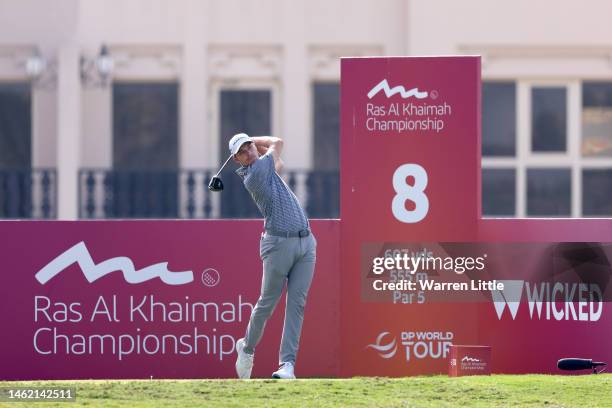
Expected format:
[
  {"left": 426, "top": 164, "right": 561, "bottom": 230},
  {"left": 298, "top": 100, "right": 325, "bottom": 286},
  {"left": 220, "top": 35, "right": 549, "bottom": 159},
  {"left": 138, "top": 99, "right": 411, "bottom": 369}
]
[
  {"left": 462, "top": 356, "right": 480, "bottom": 363},
  {"left": 491, "top": 280, "right": 524, "bottom": 319},
  {"left": 35, "top": 241, "right": 194, "bottom": 285},
  {"left": 366, "top": 331, "right": 398, "bottom": 359},
  {"left": 367, "top": 79, "right": 428, "bottom": 100}
]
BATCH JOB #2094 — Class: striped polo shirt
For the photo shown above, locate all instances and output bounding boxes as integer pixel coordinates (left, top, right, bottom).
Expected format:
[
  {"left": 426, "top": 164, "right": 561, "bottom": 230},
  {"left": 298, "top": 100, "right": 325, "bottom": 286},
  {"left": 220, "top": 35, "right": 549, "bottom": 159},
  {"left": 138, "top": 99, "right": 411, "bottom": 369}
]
[{"left": 236, "top": 151, "right": 309, "bottom": 233}]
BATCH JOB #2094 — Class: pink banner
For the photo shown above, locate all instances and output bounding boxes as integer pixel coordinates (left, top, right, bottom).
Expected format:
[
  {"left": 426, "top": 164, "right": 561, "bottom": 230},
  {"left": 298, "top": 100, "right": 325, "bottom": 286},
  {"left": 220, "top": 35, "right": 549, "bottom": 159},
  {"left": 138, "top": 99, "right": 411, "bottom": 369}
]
[
  {"left": 339, "top": 56, "right": 612, "bottom": 377},
  {"left": 0, "top": 220, "right": 340, "bottom": 380}
]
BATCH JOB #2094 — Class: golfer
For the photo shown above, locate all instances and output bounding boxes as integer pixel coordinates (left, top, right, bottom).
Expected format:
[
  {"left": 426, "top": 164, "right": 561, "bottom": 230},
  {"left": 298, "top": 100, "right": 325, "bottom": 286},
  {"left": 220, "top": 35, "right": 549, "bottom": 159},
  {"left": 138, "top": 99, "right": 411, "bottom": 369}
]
[{"left": 229, "top": 133, "right": 317, "bottom": 380}]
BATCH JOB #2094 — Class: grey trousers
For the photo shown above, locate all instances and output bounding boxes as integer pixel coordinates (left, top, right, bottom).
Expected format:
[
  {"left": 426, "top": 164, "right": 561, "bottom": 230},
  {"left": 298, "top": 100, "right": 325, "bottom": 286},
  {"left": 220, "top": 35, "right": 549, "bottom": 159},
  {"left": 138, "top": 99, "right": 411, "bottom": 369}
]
[{"left": 243, "top": 232, "right": 317, "bottom": 365}]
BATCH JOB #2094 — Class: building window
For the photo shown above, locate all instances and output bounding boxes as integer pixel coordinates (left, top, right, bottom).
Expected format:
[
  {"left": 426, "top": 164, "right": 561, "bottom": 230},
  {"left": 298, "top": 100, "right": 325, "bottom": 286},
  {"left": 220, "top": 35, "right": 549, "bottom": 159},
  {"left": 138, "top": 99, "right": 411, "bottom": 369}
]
[
  {"left": 310, "top": 82, "right": 340, "bottom": 218},
  {"left": 0, "top": 82, "right": 31, "bottom": 168},
  {"left": 113, "top": 82, "right": 179, "bottom": 170},
  {"left": 481, "top": 80, "right": 518, "bottom": 217},
  {"left": 482, "top": 168, "right": 515, "bottom": 216},
  {"left": 482, "top": 80, "right": 612, "bottom": 218},
  {"left": 482, "top": 82, "right": 516, "bottom": 157},
  {"left": 582, "top": 168, "right": 612, "bottom": 216},
  {"left": 527, "top": 168, "right": 571, "bottom": 216},
  {"left": 313, "top": 82, "right": 340, "bottom": 170},
  {"left": 582, "top": 82, "right": 612, "bottom": 157},
  {"left": 531, "top": 87, "right": 567, "bottom": 152},
  {"left": 0, "top": 82, "right": 33, "bottom": 218},
  {"left": 110, "top": 82, "right": 179, "bottom": 218}
]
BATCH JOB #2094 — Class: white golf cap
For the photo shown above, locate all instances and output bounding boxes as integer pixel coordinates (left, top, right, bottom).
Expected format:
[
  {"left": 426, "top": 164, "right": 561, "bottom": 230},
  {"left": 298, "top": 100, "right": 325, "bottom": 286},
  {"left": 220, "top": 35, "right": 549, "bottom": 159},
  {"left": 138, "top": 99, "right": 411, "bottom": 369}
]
[{"left": 228, "top": 133, "right": 253, "bottom": 155}]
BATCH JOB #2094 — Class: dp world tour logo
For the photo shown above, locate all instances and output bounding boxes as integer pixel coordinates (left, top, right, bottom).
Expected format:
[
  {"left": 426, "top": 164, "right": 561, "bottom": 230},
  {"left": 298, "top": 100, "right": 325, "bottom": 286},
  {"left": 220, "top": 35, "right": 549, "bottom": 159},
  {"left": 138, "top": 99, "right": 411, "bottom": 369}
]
[
  {"left": 35, "top": 241, "right": 194, "bottom": 285},
  {"left": 367, "top": 331, "right": 453, "bottom": 363},
  {"left": 367, "top": 79, "right": 428, "bottom": 100},
  {"left": 366, "top": 331, "right": 398, "bottom": 359}
]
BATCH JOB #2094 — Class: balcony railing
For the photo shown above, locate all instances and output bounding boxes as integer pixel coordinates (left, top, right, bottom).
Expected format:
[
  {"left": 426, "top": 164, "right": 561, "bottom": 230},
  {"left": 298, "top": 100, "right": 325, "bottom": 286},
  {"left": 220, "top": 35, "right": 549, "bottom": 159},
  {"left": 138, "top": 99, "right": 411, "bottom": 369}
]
[
  {"left": 0, "top": 168, "right": 57, "bottom": 219},
  {"left": 78, "top": 169, "right": 339, "bottom": 219}
]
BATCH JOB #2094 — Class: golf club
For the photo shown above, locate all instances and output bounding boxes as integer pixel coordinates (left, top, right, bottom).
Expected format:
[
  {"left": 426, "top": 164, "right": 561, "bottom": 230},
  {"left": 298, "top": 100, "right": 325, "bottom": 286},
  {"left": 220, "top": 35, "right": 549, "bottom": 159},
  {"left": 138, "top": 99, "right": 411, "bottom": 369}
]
[{"left": 208, "top": 154, "right": 233, "bottom": 192}]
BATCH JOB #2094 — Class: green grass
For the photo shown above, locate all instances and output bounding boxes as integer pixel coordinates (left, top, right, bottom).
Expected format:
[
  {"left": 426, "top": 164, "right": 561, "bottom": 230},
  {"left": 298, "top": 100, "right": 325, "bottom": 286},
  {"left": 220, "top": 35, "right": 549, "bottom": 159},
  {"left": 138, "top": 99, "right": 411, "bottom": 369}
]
[{"left": 1, "top": 375, "right": 611, "bottom": 407}]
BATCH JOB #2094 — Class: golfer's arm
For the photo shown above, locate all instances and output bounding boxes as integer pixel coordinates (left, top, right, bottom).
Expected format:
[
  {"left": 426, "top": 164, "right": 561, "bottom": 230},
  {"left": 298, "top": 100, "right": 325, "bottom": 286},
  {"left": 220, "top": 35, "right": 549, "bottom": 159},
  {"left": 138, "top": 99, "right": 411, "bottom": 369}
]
[{"left": 253, "top": 136, "right": 284, "bottom": 172}]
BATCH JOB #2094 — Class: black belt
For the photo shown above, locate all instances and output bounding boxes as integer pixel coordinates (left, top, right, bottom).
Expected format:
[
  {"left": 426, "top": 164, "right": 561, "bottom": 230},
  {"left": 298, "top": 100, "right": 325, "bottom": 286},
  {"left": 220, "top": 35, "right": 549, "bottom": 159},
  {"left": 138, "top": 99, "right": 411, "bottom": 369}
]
[{"left": 265, "top": 229, "right": 310, "bottom": 238}]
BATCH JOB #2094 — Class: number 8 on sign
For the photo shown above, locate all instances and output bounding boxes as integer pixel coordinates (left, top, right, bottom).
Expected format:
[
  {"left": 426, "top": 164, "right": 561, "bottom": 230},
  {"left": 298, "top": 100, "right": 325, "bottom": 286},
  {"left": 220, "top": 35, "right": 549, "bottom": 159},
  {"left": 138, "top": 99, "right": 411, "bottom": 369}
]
[{"left": 392, "top": 164, "right": 429, "bottom": 223}]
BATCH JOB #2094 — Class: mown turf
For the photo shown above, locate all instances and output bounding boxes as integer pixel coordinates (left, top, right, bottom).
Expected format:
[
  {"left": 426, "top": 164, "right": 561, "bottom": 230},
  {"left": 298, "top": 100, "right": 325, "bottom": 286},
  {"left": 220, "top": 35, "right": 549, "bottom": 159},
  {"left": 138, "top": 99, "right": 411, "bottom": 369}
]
[{"left": 1, "top": 375, "right": 611, "bottom": 407}]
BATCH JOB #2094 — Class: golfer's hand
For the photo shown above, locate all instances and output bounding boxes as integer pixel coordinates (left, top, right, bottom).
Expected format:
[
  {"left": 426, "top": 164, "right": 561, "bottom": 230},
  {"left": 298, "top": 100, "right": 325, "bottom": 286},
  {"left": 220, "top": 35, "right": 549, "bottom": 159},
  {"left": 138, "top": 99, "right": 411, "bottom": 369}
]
[
  {"left": 257, "top": 145, "right": 269, "bottom": 156},
  {"left": 253, "top": 137, "right": 284, "bottom": 172}
]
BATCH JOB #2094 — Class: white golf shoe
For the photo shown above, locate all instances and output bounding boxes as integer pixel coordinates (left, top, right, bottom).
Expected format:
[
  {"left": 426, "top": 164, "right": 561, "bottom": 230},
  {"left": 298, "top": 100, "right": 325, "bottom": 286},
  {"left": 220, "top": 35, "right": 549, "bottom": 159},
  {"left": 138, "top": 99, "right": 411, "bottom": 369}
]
[
  {"left": 235, "top": 338, "right": 254, "bottom": 379},
  {"left": 272, "top": 362, "right": 296, "bottom": 379}
]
